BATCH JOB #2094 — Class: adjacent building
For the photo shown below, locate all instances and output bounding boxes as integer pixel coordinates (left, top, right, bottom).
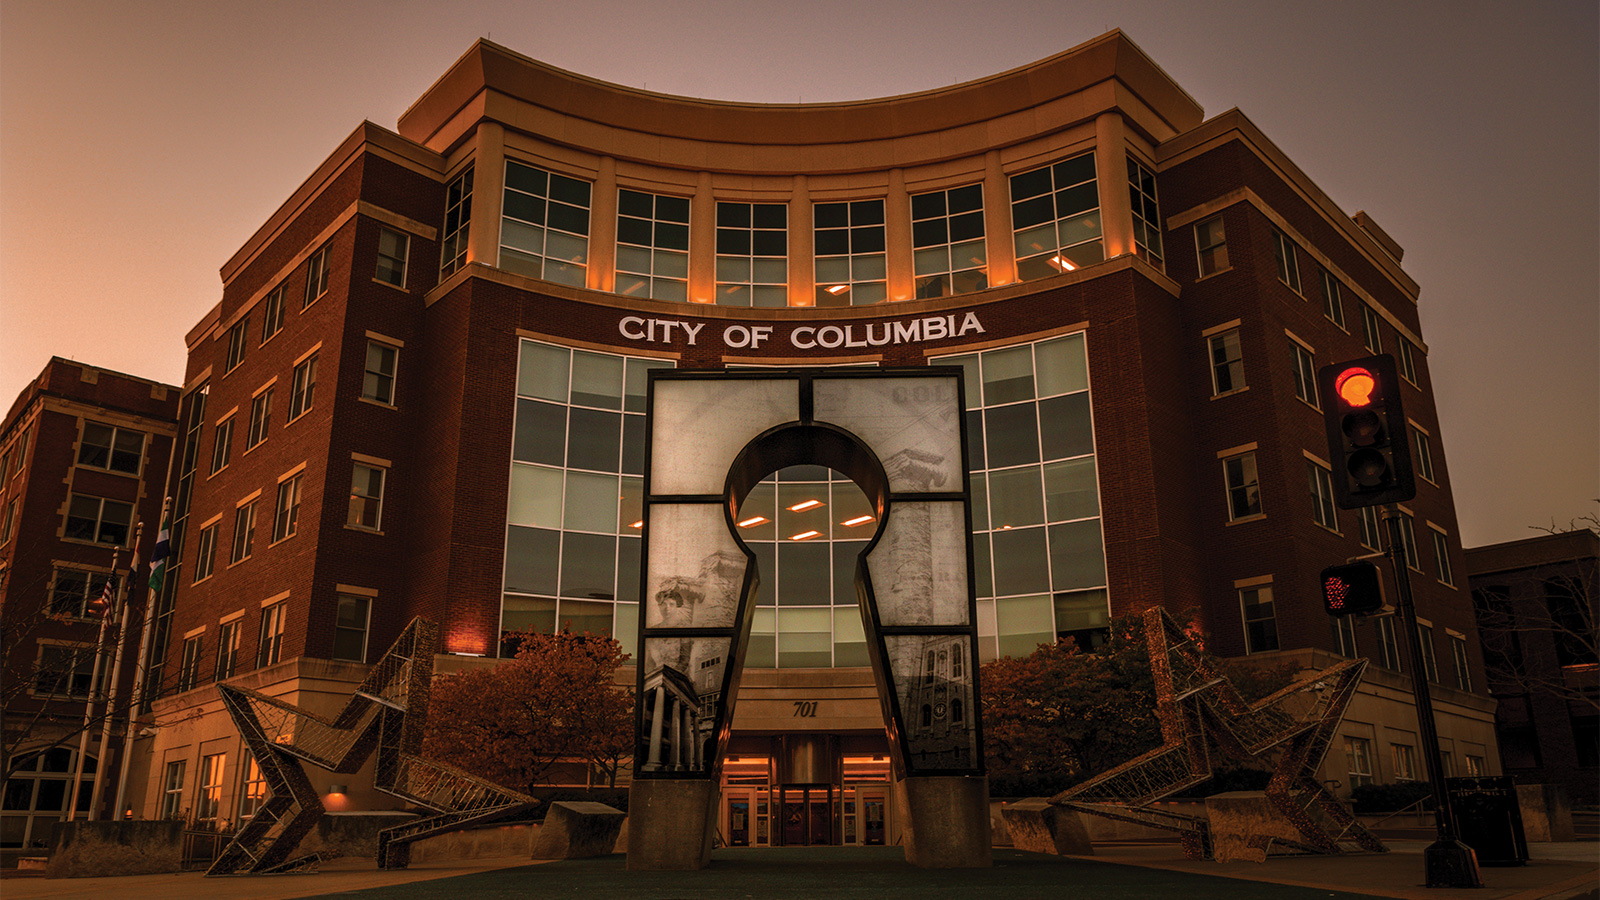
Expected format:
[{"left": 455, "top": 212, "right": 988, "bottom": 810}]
[{"left": 121, "top": 30, "right": 1496, "bottom": 844}]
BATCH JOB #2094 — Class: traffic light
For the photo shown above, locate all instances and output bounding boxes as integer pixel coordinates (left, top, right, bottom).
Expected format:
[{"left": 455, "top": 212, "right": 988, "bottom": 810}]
[
  {"left": 1318, "top": 354, "right": 1415, "bottom": 509},
  {"left": 1322, "top": 560, "right": 1385, "bottom": 616}
]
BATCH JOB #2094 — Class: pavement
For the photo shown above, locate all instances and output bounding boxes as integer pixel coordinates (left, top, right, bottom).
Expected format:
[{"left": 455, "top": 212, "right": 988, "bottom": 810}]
[{"left": 2, "top": 841, "right": 1594, "bottom": 900}]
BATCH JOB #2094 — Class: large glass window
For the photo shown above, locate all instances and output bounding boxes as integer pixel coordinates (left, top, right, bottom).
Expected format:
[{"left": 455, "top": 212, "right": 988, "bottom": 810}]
[
  {"left": 215, "top": 619, "right": 240, "bottom": 680},
  {"left": 1209, "top": 329, "right": 1244, "bottom": 395},
  {"left": 196, "top": 753, "right": 226, "bottom": 825},
  {"left": 258, "top": 601, "right": 286, "bottom": 667},
  {"left": 1270, "top": 228, "right": 1301, "bottom": 293},
  {"left": 1344, "top": 736, "right": 1373, "bottom": 788},
  {"left": 503, "top": 341, "right": 672, "bottom": 657},
  {"left": 225, "top": 318, "right": 249, "bottom": 372},
  {"left": 911, "top": 185, "right": 986, "bottom": 299},
  {"left": 272, "top": 474, "right": 301, "bottom": 542},
  {"left": 64, "top": 494, "right": 132, "bottom": 546},
  {"left": 441, "top": 166, "right": 473, "bottom": 277},
  {"left": 303, "top": 246, "right": 329, "bottom": 309},
  {"left": 159, "top": 760, "right": 186, "bottom": 819},
  {"left": 260, "top": 285, "right": 285, "bottom": 344},
  {"left": 288, "top": 354, "right": 317, "bottom": 422},
  {"left": 1127, "top": 158, "right": 1162, "bottom": 268},
  {"left": 349, "top": 463, "right": 385, "bottom": 531},
  {"left": 48, "top": 568, "right": 116, "bottom": 619},
  {"left": 716, "top": 202, "right": 788, "bottom": 307},
  {"left": 332, "top": 594, "right": 370, "bottom": 662},
  {"left": 1195, "top": 216, "right": 1227, "bottom": 276},
  {"left": 500, "top": 161, "right": 590, "bottom": 287},
  {"left": 1010, "top": 152, "right": 1102, "bottom": 281},
  {"left": 375, "top": 227, "right": 409, "bottom": 288},
  {"left": 246, "top": 388, "right": 272, "bottom": 450},
  {"left": 210, "top": 416, "right": 233, "bottom": 475},
  {"left": 615, "top": 189, "right": 689, "bottom": 302},
  {"left": 1240, "top": 585, "right": 1278, "bottom": 653},
  {"left": 363, "top": 341, "right": 397, "bottom": 406},
  {"left": 937, "top": 333, "right": 1108, "bottom": 662},
  {"left": 78, "top": 422, "right": 145, "bottom": 475},
  {"left": 33, "top": 644, "right": 101, "bottom": 697},
  {"left": 814, "top": 200, "right": 886, "bottom": 306},
  {"left": 1223, "top": 453, "right": 1261, "bottom": 520}
]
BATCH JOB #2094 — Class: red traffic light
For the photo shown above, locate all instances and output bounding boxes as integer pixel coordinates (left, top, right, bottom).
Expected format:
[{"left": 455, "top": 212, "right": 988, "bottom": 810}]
[
  {"left": 1322, "top": 561, "right": 1385, "bottom": 616},
  {"left": 1334, "top": 367, "right": 1377, "bottom": 408},
  {"left": 1318, "top": 355, "right": 1415, "bottom": 508}
]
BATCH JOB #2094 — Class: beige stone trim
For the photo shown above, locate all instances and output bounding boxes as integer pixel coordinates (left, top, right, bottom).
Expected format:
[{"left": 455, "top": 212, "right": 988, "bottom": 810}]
[
  {"left": 351, "top": 452, "right": 391, "bottom": 467},
  {"left": 1201, "top": 319, "right": 1241, "bottom": 338},
  {"left": 1217, "top": 442, "right": 1258, "bottom": 458},
  {"left": 1233, "top": 574, "right": 1274, "bottom": 588}
]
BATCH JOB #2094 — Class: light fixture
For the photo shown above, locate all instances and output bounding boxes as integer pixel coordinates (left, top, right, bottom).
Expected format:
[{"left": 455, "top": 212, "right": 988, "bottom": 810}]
[
  {"left": 790, "top": 530, "right": 821, "bottom": 541},
  {"left": 1050, "top": 255, "right": 1077, "bottom": 272},
  {"left": 629, "top": 520, "right": 644, "bottom": 529},
  {"left": 788, "top": 499, "right": 822, "bottom": 512},
  {"left": 738, "top": 516, "right": 768, "bottom": 528},
  {"left": 842, "top": 515, "right": 874, "bottom": 527},
  {"left": 826, "top": 284, "right": 849, "bottom": 295},
  {"left": 328, "top": 784, "right": 347, "bottom": 795}
]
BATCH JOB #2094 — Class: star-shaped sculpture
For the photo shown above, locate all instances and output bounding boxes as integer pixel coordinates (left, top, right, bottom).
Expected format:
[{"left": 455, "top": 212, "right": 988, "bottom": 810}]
[
  {"left": 208, "top": 618, "right": 538, "bottom": 875},
  {"left": 1052, "top": 606, "right": 1386, "bottom": 861}
]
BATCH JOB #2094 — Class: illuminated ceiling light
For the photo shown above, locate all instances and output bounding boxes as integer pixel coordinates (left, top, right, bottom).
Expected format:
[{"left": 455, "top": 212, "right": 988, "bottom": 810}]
[
  {"left": 788, "top": 499, "right": 823, "bottom": 512},
  {"left": 1000, "top": 524, "right": 1013, "bottom": 530},
  {"left": 826, "top": 284, "right": 849, "bottom": 295},
  {"left": 738, "top": 516, "right": 769, "bottom": 528},
  {"left": 790, "top": 530, "right": 821, "bottom": 540},
  {"left": 1050, "top": 255, "right": 1077, "bottom": 272},
  {"left": 842, "top": 515, "right": 875, "bottom": 527},
  {"left": 629, "top": 520, "right": 644, "bottom": 529}
]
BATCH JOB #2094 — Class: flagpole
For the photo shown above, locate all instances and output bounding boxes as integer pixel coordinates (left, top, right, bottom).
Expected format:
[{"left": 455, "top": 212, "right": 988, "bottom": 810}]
[
  {"left": 66, "top": 548, "right": 118, "bottom": 821},
  {"left": 114, "top": 499, "right": 169, "bottom": 819},
  {"left": 90, "top": 523, "right": 141, "bottom": 820}
]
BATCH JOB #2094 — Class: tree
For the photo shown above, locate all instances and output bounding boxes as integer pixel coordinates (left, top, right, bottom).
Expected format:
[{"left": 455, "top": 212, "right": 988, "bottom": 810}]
[
  {"left": 980, "top": 612, "right": 1298, "bottom": 797},
  {"left": 421, "top": 630, "right": 633, "bottom": 791}
]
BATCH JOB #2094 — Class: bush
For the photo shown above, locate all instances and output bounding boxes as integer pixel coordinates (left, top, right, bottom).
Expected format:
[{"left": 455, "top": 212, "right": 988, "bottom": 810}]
[{"left": 1350, "top": 781, "right": 1435, "bottom": 814}]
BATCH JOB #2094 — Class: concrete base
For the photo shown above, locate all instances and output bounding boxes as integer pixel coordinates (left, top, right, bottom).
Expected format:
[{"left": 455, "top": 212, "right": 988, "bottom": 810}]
[
  {"left": 1204, "top": 791, "right": 1300, "bottom": 863},
  {"left": 532, "top": 801, "right": 626, "bottom": 859},
  {"left": 1516, "top": 784, "right": 1576, "bottom": 842},
  {"left": 626, "top": 779, "right": 718, "bottom": 870},
  {"left": 898, "top": 775, "right": 992, "bottom": 868},
  {"left": 1000, "top": 798, "right": 1093, "bottom": 856}
]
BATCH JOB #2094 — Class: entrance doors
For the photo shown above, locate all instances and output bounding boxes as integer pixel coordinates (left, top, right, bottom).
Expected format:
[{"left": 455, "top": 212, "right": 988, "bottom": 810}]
[{"left": 778, "top": 786, "right": 832, "bottom": 846}]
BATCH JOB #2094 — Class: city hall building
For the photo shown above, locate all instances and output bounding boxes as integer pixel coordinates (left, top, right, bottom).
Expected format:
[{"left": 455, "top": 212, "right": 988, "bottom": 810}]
[{"left": 117, "top": 30, "right": 1496, "bottom": 845}]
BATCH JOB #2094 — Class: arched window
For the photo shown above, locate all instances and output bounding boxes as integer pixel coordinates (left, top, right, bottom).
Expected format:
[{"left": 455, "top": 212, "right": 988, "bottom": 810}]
[{"left": 921, "top": 704, "right": 932, "bottom": 728}]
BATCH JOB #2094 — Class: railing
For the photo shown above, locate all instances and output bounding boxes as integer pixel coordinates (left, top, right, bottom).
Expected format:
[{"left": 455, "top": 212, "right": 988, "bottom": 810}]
[{"left": 181, "top": 824, "right": 237, "bottom": 870}]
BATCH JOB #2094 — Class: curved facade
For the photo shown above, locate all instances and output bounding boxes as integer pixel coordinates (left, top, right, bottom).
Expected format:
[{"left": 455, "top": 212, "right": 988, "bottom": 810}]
[{"left": 134, "top": 30, "right": 1496, "bottom": 845}]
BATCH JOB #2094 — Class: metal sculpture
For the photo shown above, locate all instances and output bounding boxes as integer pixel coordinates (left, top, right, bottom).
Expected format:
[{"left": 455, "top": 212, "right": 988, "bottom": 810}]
[
  {"left": 1052, "top": 606, "right": 1386, "bottom": 860},
  {"left": 208, "top": 618, "right": 537, "bottom": 875}
]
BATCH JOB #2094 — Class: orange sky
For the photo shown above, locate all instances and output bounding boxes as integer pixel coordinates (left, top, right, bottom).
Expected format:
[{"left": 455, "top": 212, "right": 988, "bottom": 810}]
[{"left": 1, "top": 0, "right": 1595, "bottom": 546}]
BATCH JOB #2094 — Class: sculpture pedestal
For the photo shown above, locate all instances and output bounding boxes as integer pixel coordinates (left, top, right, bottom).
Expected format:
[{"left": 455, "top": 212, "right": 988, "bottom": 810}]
[
  {"left": 898, "top": 774, "right": 992, "bottom": 868},
  {"left": 625, "top": 779, "right": 718, "bottom": 870},
  {"left": 1001, "top": 798, "right": 1093, "bottom": 856}
]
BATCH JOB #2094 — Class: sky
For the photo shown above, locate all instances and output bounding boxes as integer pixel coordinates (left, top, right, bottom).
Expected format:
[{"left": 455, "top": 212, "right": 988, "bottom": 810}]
[{"left": 1, "top": 0, "right": 1595, "bottom": 548}]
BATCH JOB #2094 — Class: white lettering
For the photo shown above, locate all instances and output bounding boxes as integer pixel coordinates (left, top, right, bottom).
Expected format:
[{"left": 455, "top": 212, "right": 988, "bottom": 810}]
[
  {"left": 724, "top": 325, "right": 752, "bottom": 348},
  {"left": 865, "top": 322, "right": 892, "bottom": 346},
  {"left": 959, "top": 312, "right": 984, "bottom": 336},
  {"left": 681, "top": 322, "right": 704, "bottom": 346},
  {"left": 844, "top": 325, "right": 868, "bottom": 348},
  {"left": 792, "top": 326, "right": 817, "bottom": 349},
  {"left": 750, "top": 325, "right": 773, "bottom": 349},
  {"left": 620, "top": 316, "right": 648, "bottom": 340},
  {"left": 893, "top": 320, "right": 921, "bottom": 343},
  {"left": 817, "top": 326, "right": 845, "bottom": 348},
  {"left": 922, "top": 316, "right": 949, "bottom": 341}
]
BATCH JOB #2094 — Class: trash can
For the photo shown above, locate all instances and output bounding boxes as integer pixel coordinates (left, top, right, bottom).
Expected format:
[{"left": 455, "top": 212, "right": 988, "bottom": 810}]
[{"left": 1447, "top": 775, "right": 1528, "bottom": 866}]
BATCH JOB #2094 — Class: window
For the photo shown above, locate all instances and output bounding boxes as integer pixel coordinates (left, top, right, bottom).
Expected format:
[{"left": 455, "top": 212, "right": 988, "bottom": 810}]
[
  {"left": 1289, "top": 338, "right": 1319, "bottom": 407},
  {"left": 272, "top": 474, "right": 301, "bottom": 542},
  {"left": 1240, "top": 585, "right": 1278, "bottom": 653},
  {"left": 260, "top": 285, "right": 285, "bottom": 343},
  {"left": 258, "top": 601, "right": 286, "bottom": 667},
  {"left": 1397, "top": 512, "right": 1420, "bottom": 570},
  {"left": 1360, "top": 304, "right": 1383, "bottom": 353},
  {"left": 615, "top": 189, "right": 689, "bottom": 302},
  {"left": 246, "top": 388, "right": 273, "bottom": 450},
  {"left": 1308, "top": 460, "right": 1337, "bottom": 529},
  {"left": 1344, "top": 736, "right": 1374, "bottom": 788},
  {"left": 500, "top": 161, "right": 590, "bottom": 287},
  {"left": 192, "top": 522, "right": 218, "bottom": 582},
  {"left": 196, "top": 753, "right": 226, "bottom": 825},
  {"left": 238, "top": 758, "right": 267, "bottom": 821},
  {"left": 1011, "top": 152, "right": 1103, "bottom": 280},
  {"left": 441, "top": 166, "right": 473, "bottom": 277},
  {"left": 231, "top": 501, "right": 256, "bottom": 564},
  {"left": 49, "top": 568, "right": 115, "bottom": 618},
  {"left": 348, "top": 463, "right": 384, "bottom": 530},
  {"left": 303, "top": 245, "right": 329, "bottom": 309},
  {"left": 210, "top": 416, "right": 233, "bottom": 474},
  {"left": 216, "top": 619, "right": 240, "bottom": 680},
  {"left": 1375, "top": 616, "right": 1402, "bottom": 670},
  {"left": 1270, "top": 228, "right": 1301, "bottom": 293},
  {"left": 375, "top": 227, "right": 409, "bottom": 288},
  {"left": 78, "top": 422, "right": 146, "bottom": 474},
  {"left": 159, "top": 760, "right": 186, "bottom": 819},
  {"left": 911, "top": 184, "right": 987, "bottom": 298},
  {"left": 1391, "top": 743, "right": 1417, "bottom": 780},
  {"left": 288, "top": 354, "right": 317, "bottom": 421},
  {"left": 1464, "top": 755, "right": 1485, "bottom": 777},
  {"left": 177, "top": 635, "right": 203, "bottom": 691},
  {"left": 362, "top": 341, "right": 398, "bottom": 405},
  {"left": 225, "top": 317, "right": 249, "bottom": 372},
  {"left": 1, "top": 498, "right": 16, "bottom": 545},
  {"left": 34, "top": 643, "right": 100, "bottom": 697},
  {"left": 1431, "top": 528, "right": 1454, "bottom": 586},
  {"left": 1332, "top": 615, "right": 1358, "bottom": 657},
  {"left": 64, "top": 494, "right": 132, "bottom": 546},
  {"left": 1414, "top": 427, "right": 1436, "bottom": 483},
  {"left": 1450, "top": 635, "right": 1471, "bottom": 691},
  {"left": 1127, "top": 158, "right": 1162, "bottom": 267},
  {"left": 1398, "top": 338, "right": 1417, "bottom": 384},
  {"left": 1320, "top": 268, "right": 1346, "bottom": 328},
  {"left": 1418, "top": 623, "right": 1440, "bottom": 682},
  {"left": 1195, "top": 216, "right": 1228, "bottom": 276},
  {"left": 1209, "top": 329, "right": 1244, "bottom": 395},
  {"left": 715, "top": 201, "right": 787, "bottom": 307},
  {"left": 813, "top": 199, "right": 886, "bottom": 306},
  {"left": 1358, "top": 506, "right": 1383, "bottom": 551},
  {"left": 1223, "top": 453, "right": 1261, "bottom": 520},
  {"left": 332, "top": 594, "right": 370, "bottom": 662}
]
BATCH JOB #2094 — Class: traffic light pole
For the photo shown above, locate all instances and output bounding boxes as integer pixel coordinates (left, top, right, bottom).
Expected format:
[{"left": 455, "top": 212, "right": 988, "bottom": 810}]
[{"left": 1383, "top": 504, "right": 1482, "bottom": 889}]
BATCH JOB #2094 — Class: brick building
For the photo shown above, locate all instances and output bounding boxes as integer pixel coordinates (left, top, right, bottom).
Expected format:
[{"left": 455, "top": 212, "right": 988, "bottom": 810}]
[
  {"left": 127, "top": 30, "right": 1496, "bottom": 843},
  {"left": 0, "top": 359, "right": 178, "bottom": 846}
]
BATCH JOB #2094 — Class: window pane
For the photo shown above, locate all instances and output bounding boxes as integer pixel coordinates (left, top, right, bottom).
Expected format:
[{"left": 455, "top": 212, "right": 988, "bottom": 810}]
[
  {"left": 503, "top": 595, "right": 557, "bottom": 636},
  {"left": 567, "top": 407, "right": 621, "bottom": 472},
  {"left": 504, "top": 526, "right": 560, "bottom": 595},
  {"left": 982, "top": 346, "right": 1034, "bottom": 404},
  {"left": 987, "top": 466, "right": 1045, "bottom": 529},
  {"left": 560, "top": 532, "right": 617, "bottom": 600},
  {"left": 514, "top": 399, "right": 567, "bottom": 466},
  {"left": 777, "top": 607, "right": 832, "bottom": 667},
  {"left": 508, "top": 464, "right": 563, "bottom": 528},
  {"left": 777, "top": 542, "right": 831, "bottom": 605},
  {"left": 984, "top": 404, "right": 1039, "bottom": 468},
  {"left": 1035, "top": 334, "right": 1088, "bottom": 396},
  {"left": 564, "top": 471, "right": 619, "bottom": 533},
  {"left": 571, "top": 351, "right": 624, "bottom": 409},
  {"left": 996, "top": 594, "right": 1054, "bottom": 658},
  {"left": 557, "top": 599, "right": 613, "bottom": 636},
  {"left": 990, "top": 527, "right": 1049, "bottom": 596},
  {"left": 518, "top": 342, "right": 569, "bottom": 401},
  {"left": 1049, "top": 519, "right": 1106, "bottom": 590},
  {"left": 1043, "top": 457, "right": 1098, "bottom": 521},
  {"left": 1038, "top": 392, "right": 1093, "bottom": 460}
]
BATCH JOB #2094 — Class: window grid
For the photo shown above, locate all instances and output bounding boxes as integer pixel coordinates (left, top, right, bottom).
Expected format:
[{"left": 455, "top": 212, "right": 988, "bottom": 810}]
[
  {"left": 1375, "top": 616, "right": 1402, "bottom": 670},
  {"left": 1271, "top": 228, "right": 1301, "bottom": 293},
  {"left": 1127, "top": 158, "right": 1163, "bottom": 268},
  {"left": 349, "top": 463, "right": 384, "bottom": 530},
  {"left": 710, "top": 201, "right": 788, "bottom": 308},
  {"left": 238, "top": 757, "right": 267, "bottom": 821},
  {"left": 1223, "top": 453, "right": 1261, "bottom": 520},
  {"left": 178, "top": 635, "right": 203, "bottom": 691},
  {"left": 1359, "top": 506, "right": 1383, "bottom": 551},
  {"left": 1308, "top": 460, "right": 1338, "bottom": 530},
  {"left": 1418, "top": 623, "right": 1440, "bottom": 682},
  {"left": 1320, "top": 268, "right": 1346, "bottom": 329},
  {"left": 231, "top": 502, "right": 255, "bottom": 564},
  {"left": 1010, "top": 152, "right": 1103, "bottom": 281},
  {"left": 260, "top": 285, "right": 284, "bottom": 343},
  {"left": 193, "top": 523, "right": 217, "bottom": 582},
  {"left": 615, "top": 189, "right": 690, "bottom": 302},
  {"left": 1414, "top": 428, "right": 1436, "bottom": 483},
  {"left": 1209, "top": 330, "right": 1244, "bottom": 395},
  {"left": 49, "top": 569, "right": 117, "bottom": 619},
  {"left": 332, "top": 594, "right": 370, "bottom": 662},
  {"left": 272, "top": 474, "right": 301, "bottom": 542},
  {"left": 196, "top": 753, "right": 226, "bottom": 825},
  {"left": 64, "top": 494, "right": 133, "bottom": 546},
  {"left": 1451, "top": 636, "right": 1472, "bottom": 691},
  {"left": 288, "top": 355, "right": 317, "bottom": 422},
  {"left": 1398, "top": 339, "right": 1417, "bottom": 384},
  {"left": 1392, "top": 743, "right": 1417, "bottom": 780},
  {"left": 78, "top": 421, "right": 145, "bottom": 475},
  {"left": 363, "top": 341, "right": 398, "bottom": 405},
  {"left": 34, "top": 643, "right": 100, "bottom": 697},
  {"left": 160, "top": 760, "right": 186, "bottom": 819},
  {"left": 1344, "top": 736, "right": 1374, "bottom": 788},
  {"left": 441, "top": 167, "right": 473, "bottom": 277},
  {"left": 1195, "top": 216, "right": 1228, "bottom": 276},
  {"left": 375, "top": 227, "right": 409, "bottom": 288},
  {"left": 210, "top": 417, "right": 233, "bottom": 475},
  {"left": 1398, "top": 512, "right": 1420, "bottom": 570},
  {"left": 258, "top": 601, "right": 286, "bottom": 668},
  {"left": 500, "top": 161, "right": 591, "bottom": 288},
  {"left": 1290, "top": 339, "right": 1319, "bottom": 407},
  {"left": 1332, "top": 615, "right": 1358, "bottom": 657},
  {"left": 216, "top": 620, "right": 240, "bottom": 680},
  {"left": 1240, "top": 586, "right": 1279, "bottom": 653},
  {"left": 303, "top": 246, "right": 329, "bottom": 309},
  {"left": 1431, "top": 528, "right": 1454, "bottom": 586},
  {"left": 225, "top": 319, "right": 249, "bottom": 372},
  {"left": 1361, "top": 304, "right": 1383, "bottom": 353},
  {"left": 910, "top": 185, "right": 987, "bottom": 299},
  {"left": 814, "top": 200, "right": 887, "bottom": 306},
  {"left": 246, "top": 389, "right": 272, "bottom": 450}
]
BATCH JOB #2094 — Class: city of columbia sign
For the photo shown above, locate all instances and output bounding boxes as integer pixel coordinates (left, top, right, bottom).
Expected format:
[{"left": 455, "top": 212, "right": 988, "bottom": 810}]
[{"left": 618, "top": 311, "right": 986, "bottom": 351}]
